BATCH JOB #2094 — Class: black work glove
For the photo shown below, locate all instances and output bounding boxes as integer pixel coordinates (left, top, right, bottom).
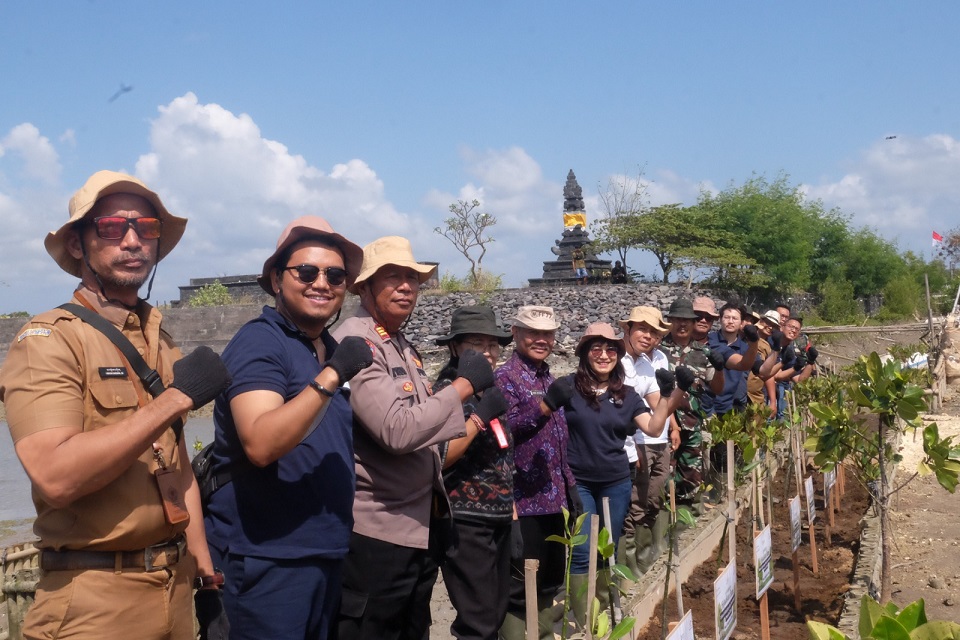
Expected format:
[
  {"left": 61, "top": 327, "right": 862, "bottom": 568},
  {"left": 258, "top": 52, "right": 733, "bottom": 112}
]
[
  {"left": 543, "top": 376, "right": 575, "bottom": 412},
  {"left": 794, "top": 352, "right": 808, "bottom": 371},
  {"left": 511, "top": 520, "right": 525, "bottom": 560},
  {"left": 676, "top": 366, "right": 697, "bottom": 393},
  {"left": 706, "top": 348, "right": 726, "bottom": 371},
  {"left": 457, "top": 349, "right": 495, "bottom": 393},
  {"left": 742, "top": 324, "right": 759, "bottom": 343},
  {"left": 807, "top": 345, "right": 819, "bottom": 364},
  {"left": 475, "top": 388, "right": 509, "bottom": 424},
  {"left": 170, "top": 346, "right": 231, "bottom": 409},
  {"left": 655, "top": 369, "right": 675, "bottom": 396},
  {"left": 326, "top": 336, "right": 374, "bottom": 384},
  {"left": 195, "top": 588, "right": 230, "bottom": 640},
  {"left": 780, "top": 344, "right": 798, "bottom": 364},
  {"left": 751, "top": 357, "right": 763, "bottom": 376},
  {"left": 566, "top": 485, "right": 584, "bottom": 521},
  {"left": 771, "top": 329, "right": 785, "bottom": 347}
]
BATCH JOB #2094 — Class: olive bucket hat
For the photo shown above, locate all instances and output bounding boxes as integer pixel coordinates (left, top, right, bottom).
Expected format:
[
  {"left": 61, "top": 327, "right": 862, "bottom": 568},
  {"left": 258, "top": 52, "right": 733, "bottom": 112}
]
[
  {"left": 435, "top": 306, "right": 513, "bottom": 346},
  {"left": 666, "top": 297, "right": 699, "bottom": 320},
  {"left": 44, "top": 170, "right": 187, "bottom": 277}
]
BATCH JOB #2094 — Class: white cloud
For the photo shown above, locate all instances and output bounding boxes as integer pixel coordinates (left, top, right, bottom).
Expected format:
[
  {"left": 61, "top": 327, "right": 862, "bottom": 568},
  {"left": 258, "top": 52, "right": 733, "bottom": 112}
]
[
  {"left": 0, "top": 123, "right": 61, "bottom": 185},
  {"left": 803, "top": 134, "right": 960, "bottom": 251}
]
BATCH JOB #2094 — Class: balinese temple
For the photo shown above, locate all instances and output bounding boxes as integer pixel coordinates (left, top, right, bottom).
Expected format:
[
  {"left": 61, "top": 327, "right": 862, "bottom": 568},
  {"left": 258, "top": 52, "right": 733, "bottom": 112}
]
[{"left": 528, "top": 170, "right": 611, "bottom": 286}]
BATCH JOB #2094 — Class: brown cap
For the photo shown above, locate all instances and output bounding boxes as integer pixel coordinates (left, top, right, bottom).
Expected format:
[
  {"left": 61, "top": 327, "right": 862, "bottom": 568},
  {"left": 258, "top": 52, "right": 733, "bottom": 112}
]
[
  {"left": 44, "top": 170, "right": 187, "bottom": 277},
  {"left": 511, "top": 305, "right": 560, "bottom": 331},
  {"left": 259, "top": 215, "right": 363, "bottom": 296},
  {"left": 619, "top": 306, "right": 671, "bottom": 335},
  {"left": 349, "top": 236, "right": 436, "bottom": 294},
  {"left": 692, "top": 296, "right": 719, "bottom": 319},
  {"left": 575, "top": 322, "right": 626, "bottom": 358}
]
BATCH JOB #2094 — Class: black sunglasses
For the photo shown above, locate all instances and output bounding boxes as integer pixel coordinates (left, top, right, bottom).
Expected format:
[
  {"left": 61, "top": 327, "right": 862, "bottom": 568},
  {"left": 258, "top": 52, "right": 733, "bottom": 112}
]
[
  {"left": 89, "top": 216, "right": 162, "bottom": 240},
  {"left": 283, "top": 264, "right": 348, "bottom": 287}
]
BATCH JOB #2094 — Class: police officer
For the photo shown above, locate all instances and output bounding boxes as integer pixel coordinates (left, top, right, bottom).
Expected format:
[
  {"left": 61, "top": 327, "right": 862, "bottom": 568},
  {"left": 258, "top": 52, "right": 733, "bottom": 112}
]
[
  {"left": 333, "top": 236, "right": 495, "bottom": 640},
  {"left": 0, "top": 170, "right": 230, "bottom": 639}
]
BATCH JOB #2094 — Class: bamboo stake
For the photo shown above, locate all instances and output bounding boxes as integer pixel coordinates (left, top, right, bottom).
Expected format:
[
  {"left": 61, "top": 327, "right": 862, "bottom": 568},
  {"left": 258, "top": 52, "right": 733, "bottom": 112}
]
[
  {"left": 524, "top": 559, "right": 539, "bottom": 640},
  {"left": 586, "top": 514, "right": 599, "bottom": 640},
  {"left": 600, "top": 498, "right": 621, "bottom": 623}
]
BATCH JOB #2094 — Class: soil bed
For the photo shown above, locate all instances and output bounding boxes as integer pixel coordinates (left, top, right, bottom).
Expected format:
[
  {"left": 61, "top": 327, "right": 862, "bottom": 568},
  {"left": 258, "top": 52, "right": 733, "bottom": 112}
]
[{"left": 633, "top": 464, "right": 868, "bottom": 640}]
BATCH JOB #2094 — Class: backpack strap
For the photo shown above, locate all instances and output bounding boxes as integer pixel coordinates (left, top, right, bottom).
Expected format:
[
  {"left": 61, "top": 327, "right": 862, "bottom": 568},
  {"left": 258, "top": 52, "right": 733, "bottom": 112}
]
[{"left": 59, "top": 303, "right": 183, "bottom": 442}]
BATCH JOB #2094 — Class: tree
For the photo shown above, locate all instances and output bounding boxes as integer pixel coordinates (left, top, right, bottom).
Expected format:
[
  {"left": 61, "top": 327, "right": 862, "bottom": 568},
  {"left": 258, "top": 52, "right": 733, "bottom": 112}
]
[
  {"left": 935, "top": 225, "right": 960, "bottom": 273},
  {"left": 843, "top": 229, "right": 907, "bottom": 298},
  {"left": 434, "top": 199, "right": 497, "bottom": 286},
  {"left": 593, "top": 168, "right": 650, "bottom": 269}
]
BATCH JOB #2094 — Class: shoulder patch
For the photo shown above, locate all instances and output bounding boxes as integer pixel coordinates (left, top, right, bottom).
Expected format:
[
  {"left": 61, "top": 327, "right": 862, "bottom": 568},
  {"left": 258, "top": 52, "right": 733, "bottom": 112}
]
[{"left": 17, "top": 327, "right": 52, "bottom": 342}]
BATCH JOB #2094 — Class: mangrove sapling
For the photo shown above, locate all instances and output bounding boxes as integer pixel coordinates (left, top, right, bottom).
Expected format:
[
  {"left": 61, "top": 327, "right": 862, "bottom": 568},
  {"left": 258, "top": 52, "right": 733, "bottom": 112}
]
[
  {"left": 658, "top": 491, "right": 695, "bottom": 640},
  {"left": 548, "top": 508, "right": 636, "bottom": 640},
  {"left": 807, "top": 593, "right": 960, "bottom": 639},
  {"left": 808, "top": 352, "right": 960, "bottom": 604}
]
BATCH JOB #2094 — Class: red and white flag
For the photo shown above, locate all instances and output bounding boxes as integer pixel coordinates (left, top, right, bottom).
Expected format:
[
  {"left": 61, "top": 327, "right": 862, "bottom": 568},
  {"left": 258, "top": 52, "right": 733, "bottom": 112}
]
[{"left": 933, "top": 231, "right": 943, "bottom": 247}]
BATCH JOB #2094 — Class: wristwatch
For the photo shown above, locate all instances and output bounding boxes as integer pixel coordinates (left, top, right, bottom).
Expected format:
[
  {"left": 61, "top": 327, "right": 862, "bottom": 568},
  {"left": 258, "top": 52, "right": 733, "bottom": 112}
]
[{"left": 194, "top": 569, "right": 224, "bottom": 590}]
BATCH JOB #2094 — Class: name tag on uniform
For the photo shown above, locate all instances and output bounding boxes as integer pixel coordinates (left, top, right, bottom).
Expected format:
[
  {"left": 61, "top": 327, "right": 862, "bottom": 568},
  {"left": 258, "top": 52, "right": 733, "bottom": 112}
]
[
  {"left": 99, "top": 367, "right": 129, "bottom": 379},
  {"left": 391, "top": 367, "right": 407, "bottom": 378},
  {"left": 17, "top": 328, "right": 51, "bottom": 342}
]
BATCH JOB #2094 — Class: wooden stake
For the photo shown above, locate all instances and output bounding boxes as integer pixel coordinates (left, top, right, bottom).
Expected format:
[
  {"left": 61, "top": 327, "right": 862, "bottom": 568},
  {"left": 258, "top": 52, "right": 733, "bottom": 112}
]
[
  {"left": 524, "top": 559, "right": 539, "bottom": 640},
  {"left": 759, "top": 591, "right": 771, "bottom": 640},
  {"left": 586, "top": 513, "right": 599, "bottom": 640},
  {"left": 670, "top": 479, "right": 684, "bottom": 619},
  {"left": 791, "top": 549, "right": 802, "bottom": 612},
  {"left": 600, "top": 498, "right": 622, "bottom": 622},
  {"left": 727, "top": 439, "right": 737, "bottom": 567}
]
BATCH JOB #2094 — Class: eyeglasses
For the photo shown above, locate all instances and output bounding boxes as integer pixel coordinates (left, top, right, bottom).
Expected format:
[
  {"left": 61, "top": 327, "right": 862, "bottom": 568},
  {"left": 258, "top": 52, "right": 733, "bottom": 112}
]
[
  {"left": 588, "top": 344, "right": 620, "bottom": 357},
  {"left": 283, "top": 264, "right": 348, "bottom": 287},
  {"left": 694, "top": 313, "right": 714, "bottom": 321},
  {"left": 90, "top": 216, "right": 162, "bottom": 240}
]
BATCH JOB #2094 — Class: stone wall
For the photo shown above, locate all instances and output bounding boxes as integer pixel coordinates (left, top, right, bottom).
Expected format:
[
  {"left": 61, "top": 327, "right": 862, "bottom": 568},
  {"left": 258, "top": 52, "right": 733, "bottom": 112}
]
[{"left": 0, "top": 283, "right": 722, "bottom": 368}]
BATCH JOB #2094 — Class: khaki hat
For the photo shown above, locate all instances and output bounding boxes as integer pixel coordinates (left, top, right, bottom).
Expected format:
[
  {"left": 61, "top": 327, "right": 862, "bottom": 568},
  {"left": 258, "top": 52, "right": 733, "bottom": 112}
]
[
  {"left": 511, "top": 305, "right": 560, "bottom": 331},
  {"left": 692, "top": 296, "right": 719, "bottom": 319},
  {"left": 44, "top": 170, "right": 187, "bottom": 277},
  {"left": 575, "top": 322, "right": 626, "bottom": 358},
  {"left": 761, "top": 309, "right": 781, "bottom": 326},
  {"left": 259, "top": 215, "right": 363, "bottom": 296},
  {"left": 436, "top": 306, "right": 512, "bottom": 346},
  {"left": 619, "top": 306, "right": 671, "bottom": 335},
  {"left": 349, "top": 236, "right": 436, "bottom": 294}
]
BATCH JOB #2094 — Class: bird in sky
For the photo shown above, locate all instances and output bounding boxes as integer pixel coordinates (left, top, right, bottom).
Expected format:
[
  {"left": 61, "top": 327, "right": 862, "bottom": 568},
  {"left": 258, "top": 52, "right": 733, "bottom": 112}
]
[
  {"left": 108, "top": 83, "right": 134, "bottom": 103},
  {"left": 885, "top": 135, "right": 898, "bottom": 140}
]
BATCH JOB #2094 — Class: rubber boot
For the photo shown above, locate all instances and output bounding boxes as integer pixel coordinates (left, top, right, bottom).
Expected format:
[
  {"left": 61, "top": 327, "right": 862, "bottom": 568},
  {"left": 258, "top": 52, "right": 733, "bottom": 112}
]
[
  {"left": 595, "top": 568, "right": 612, "bottom": 619},
  {"left": 634, "top": 526, "right": 656, "bottom": 574},
  {"left": 616, "top": 535, "right": 640, "bottom": 584},
  {"left": 538, "top": 597, "right": 561, "bottom": 640},
  {"left": 499, "top": 612, "right": 526, "bottom": 640},
  {"left": 652, "top": 508, "right": 671, "bottom": 557},
  {"left": 568, "top": 573, "right": 589, "bottom": 628}
]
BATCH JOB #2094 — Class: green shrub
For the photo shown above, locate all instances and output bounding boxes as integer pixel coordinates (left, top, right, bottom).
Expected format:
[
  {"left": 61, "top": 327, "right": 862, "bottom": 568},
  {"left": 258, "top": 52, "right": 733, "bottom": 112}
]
[
  {"left": 875, "top": 275, "right": 922, "bottom": 322},
  {"left": 0, "top": 310, "right": 30, "bottom": 319},
  {"left": 188, "top": 280, "right": 233, "bottom": 307},
  {"left": 816, "top": 277, "right": 861, "bottom": 324}
]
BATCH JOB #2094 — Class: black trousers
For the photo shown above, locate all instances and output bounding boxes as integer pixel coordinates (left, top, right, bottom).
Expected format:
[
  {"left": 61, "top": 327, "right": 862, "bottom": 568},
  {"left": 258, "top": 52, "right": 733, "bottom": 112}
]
[
  {"left": 441, "top": 519, "right": 512, "bottom": 640},
  {"left": 337, "top": 531, "right": 441, "bottom": 640},
  {"left": 507, "top": 512, "right": 567, "bottom": 614}
]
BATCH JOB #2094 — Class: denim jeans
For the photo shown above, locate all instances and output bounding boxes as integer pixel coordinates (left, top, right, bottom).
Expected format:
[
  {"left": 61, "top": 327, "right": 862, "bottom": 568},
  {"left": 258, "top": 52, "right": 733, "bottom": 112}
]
[{"left": 571, "top": 478, "right": 633, "bottom": 574}]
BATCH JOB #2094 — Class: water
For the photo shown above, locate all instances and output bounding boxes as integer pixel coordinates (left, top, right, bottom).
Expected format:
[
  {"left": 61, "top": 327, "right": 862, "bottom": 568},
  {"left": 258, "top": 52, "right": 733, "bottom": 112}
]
[{"left": 0, "top": 418, "right": 215, "bottom": 545}]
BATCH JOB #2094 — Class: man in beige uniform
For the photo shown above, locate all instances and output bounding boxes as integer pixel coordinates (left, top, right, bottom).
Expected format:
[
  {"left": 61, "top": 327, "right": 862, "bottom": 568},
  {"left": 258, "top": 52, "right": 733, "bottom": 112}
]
[
  {"left": 332, "top": 236, "right": 495, "bottom": 640},
  {"left": 0, "top": 171, "right": 230, "bottom": 639}
]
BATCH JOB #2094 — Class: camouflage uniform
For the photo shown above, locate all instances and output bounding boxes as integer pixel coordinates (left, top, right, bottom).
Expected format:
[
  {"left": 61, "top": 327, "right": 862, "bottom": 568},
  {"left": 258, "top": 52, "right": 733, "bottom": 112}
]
[{"left": 659, "top": 335, "right": 719, "bottom": 502}]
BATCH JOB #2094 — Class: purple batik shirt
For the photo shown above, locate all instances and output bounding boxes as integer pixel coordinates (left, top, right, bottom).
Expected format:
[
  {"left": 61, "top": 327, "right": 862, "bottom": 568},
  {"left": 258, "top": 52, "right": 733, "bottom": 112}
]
[{"left": 495, "top": 352, "right": 576, "bottom": 517}]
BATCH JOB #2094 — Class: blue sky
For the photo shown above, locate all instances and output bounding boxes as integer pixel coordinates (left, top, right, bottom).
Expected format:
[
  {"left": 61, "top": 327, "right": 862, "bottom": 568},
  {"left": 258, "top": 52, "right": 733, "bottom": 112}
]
[{"left": 2, "top": 2, "right": 959, "bottom": 314}]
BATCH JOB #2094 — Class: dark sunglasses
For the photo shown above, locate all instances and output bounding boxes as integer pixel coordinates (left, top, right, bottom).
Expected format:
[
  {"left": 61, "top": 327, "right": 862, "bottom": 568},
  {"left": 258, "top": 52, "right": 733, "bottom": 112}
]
[
  {"left": 283, "top": 264, "right": 348, "bottom": 287},
  {"left": 89, "top": 216, "right": 162, "bottom": 240}
]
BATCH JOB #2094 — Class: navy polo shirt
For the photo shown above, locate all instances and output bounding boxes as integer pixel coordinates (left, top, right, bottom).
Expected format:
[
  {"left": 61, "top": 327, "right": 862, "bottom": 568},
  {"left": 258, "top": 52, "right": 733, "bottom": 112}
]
[
  {"left": 706, "top": 331, "right": 757, "bottom": 415},
  {"left": 204, "top": 306, "right": 355, "bottom": 560},
  {"left": 563, "top": 376, "right": 648, "bottom": 485}
]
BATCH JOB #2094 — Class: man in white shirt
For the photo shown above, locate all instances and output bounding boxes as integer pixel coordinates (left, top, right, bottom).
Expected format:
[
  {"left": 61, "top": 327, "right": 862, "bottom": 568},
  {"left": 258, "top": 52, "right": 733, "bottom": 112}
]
[{"left": 618, "top": 306, "right": 678, "bottom": 576}]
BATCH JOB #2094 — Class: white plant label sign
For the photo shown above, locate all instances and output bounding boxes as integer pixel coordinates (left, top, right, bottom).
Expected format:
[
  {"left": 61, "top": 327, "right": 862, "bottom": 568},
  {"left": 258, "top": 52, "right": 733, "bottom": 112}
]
[
  {"left": 805, "top": 475, "right": 816, "bottom": 525},
  {"left": 714, "top": 561, "right": 737, "bottom": 640},
  {"left": 666, "top": 609, "right": 695, "bottom": 640},
  {"left": 754, "top": 524, "right": 773, "bottom": 599},
  {"left": 789, "top": 494, "right": 802, "bottom": 553}
]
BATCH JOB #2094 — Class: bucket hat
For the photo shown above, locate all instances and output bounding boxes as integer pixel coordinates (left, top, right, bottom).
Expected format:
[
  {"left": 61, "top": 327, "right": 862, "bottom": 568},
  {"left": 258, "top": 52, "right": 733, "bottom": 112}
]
[
  {"left": 742, "top": 306, "right": 761, "bottom": 323},
  {"left": 45, "top": 170, "right": 187, "bottom": 277},
  {"left": 511, "top": 305, "right": 560, "bottom": 331},
  {"left": 435, "top": 306, "right": 513, "bottom": 346},
  {"left": 619, "top": 306, "right": 671, "bottom": 335},
  {"left": 666, "top": 298, "right": 698, "bottom": 320},
  {"left": 259, "top": 215, "right": 363, "bottom": 296},
  {"left": 349, "top": 236, "right": 436, "bottom": 294},
  {"left": 575, "top": 322, "right": 626, "bottom": 358},
  {"left": 692, "top": 296, "right": 719, "bottom": 319},
  {"left": 761, "top": 309, "right": 782, "bottom": 326}
]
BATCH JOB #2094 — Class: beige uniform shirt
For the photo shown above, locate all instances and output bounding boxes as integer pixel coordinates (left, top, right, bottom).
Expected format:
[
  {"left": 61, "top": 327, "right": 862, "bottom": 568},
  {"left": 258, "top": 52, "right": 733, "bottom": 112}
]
[
  {"left": 0, "top": 286, "right": 186, "bottom": 551},
  {"left": 333, "top": 308, "right": 465, "bottom": 549}
]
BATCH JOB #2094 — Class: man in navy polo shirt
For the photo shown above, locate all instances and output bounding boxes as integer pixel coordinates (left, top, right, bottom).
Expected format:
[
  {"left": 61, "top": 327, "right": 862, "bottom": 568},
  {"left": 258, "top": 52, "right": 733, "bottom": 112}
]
[{"left": 203, "top": 216, "right": 373, "bottom": 639}]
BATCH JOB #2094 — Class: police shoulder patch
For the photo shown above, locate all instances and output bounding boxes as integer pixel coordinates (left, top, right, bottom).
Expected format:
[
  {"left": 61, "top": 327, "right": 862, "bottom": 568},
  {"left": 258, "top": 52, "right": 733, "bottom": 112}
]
[{"left": 17, "top": 327, "right": 52, "bottom": 342}]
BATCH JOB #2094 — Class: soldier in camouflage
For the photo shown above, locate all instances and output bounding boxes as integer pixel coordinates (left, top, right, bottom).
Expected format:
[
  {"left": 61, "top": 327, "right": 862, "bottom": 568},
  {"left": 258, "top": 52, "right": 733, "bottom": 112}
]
[{"left": 659, "top": 298, "right": 729, "bottom": 503}]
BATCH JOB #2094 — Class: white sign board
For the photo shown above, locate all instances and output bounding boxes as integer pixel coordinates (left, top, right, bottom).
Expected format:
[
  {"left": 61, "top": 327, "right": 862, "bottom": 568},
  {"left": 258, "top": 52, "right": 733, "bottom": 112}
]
[
  {"left": 666, "top": 609, "right": 695, "bottom": 640},
  {"left": 789, "top": 495, "right": 802, "bottom": 553},
  {"left": 714, "top": 561, "right": 737, "bottom": 640},
  {"left": 804, "top": 476, "right": 816, "bottom": 525},
  {"left": 754, "top": 524, "right": 773, "bottom": 599}
]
